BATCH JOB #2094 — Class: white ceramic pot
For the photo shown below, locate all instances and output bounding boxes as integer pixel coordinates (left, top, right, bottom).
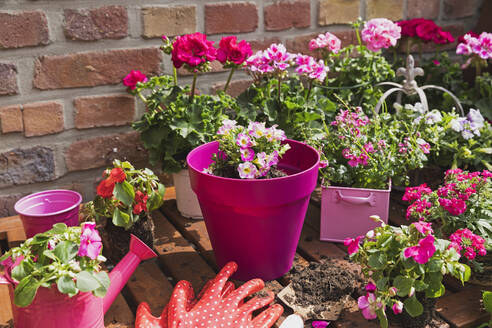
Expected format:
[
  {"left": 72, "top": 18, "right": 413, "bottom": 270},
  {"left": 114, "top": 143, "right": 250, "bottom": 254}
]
[{"left": 172, "top": 169, "right": 203, "bottom": 219}]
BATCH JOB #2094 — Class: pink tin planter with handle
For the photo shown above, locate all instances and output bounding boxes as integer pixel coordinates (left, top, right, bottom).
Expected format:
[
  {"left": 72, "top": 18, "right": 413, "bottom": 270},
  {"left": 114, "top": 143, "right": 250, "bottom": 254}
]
[
  {"left": 14, "top": 189, "right": 82, "bottom": 238},
  {"left": 320, "top": 181, "right": 391, "bottom": 242},
  {"left": 187, "top": 139, "right": 319, "bottom": 281}
]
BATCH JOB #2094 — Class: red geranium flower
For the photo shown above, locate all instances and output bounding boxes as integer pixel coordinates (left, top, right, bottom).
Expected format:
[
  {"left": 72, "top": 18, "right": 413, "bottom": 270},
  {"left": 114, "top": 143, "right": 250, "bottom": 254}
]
[
  {"left": 216, "top": 36, "right": 252, "bottom": 65},
  {"left": 171, "top": 32, "right": 217, "bottom": 69},
  {"left": 109, "top": 167, "right": 126, "bottom": 183},
  {"left": 123, "top": 70, "right": 148, "bottom": 90},
  {"left": 133, "top": 190, "right": 149, "bottom": 215},
  {"left": 97, "top": 179, "right": 115, "bottom": 199}
]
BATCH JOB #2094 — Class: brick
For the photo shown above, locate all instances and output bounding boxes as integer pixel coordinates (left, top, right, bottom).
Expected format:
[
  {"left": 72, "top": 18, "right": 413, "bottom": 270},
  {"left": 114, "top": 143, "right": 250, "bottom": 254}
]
[
  {"left": 286, "top": 29, "right": 356, "bottom": 55},
  {"left": 443, "top": 0, "right": 479, "bottom": 19},
  {"left": 407, "top": 0, "right": 440, "bottom": 19},
  {"left": 249, "top": 37, "right": 282, "bottom": 52},
  {"left": 264, "top": 0, "right": 310, "bottom": 31},
  {"left": 366, "top": 0, "right": 403, "bottom": 21},
  {"left": 0, "top": 11, "right": 49, "bottom": 49},
  {"left": 0, "top": 146, "right": 56, "bottom": 188},
  {"left": 0, "top": 193, "right": 23, "bottom": 217},
  {"left": 318, "top": 0, "right": 360, "bottom": 26},
  {"left": 33, "top": 48, "right": 162, "bottom": 90},
  {"left": 64, "top": 6, "right": 128, "bottom": 41},
  {"left": 23, "top": 101, "right": 64, "bottom": 137},
  {"left": 65, "top": 132, "right": 148, "bottom": 172},
  {"left": 212, "top": 79, "right": 252, "bottom": 97},
  {"left": 74, "top": 94, "right": 135, "bottom": 129},
  {"left": 205, "top": 2, "right": 258, "bottom": 34},
  {"left": 0, "top": 63, "right": 18, "bottom": 96},
  {"left": 0, "top": 105, "right": 23, "bottom": 133},
  {"left": 474, "top": 0, "right": 492, "bottom": 35},
  {"left": 142, "top": 6, "right": 196, "bottom": 38}
]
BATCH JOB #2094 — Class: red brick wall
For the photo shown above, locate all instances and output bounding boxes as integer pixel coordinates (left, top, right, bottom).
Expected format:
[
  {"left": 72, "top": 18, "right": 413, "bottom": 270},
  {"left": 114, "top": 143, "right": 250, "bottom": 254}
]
[{"left": 0, "top": 0, "right": 485, "bottom": 216}]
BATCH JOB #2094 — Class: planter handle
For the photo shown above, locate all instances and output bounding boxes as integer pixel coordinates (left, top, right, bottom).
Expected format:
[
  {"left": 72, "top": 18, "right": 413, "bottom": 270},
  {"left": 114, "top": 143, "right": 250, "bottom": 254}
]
[
  {"left": 0, "top": 274, "right": 10, "bottom": 285},
  {"left": 335, "top": 190, "right": 376, "bottom": 207}
]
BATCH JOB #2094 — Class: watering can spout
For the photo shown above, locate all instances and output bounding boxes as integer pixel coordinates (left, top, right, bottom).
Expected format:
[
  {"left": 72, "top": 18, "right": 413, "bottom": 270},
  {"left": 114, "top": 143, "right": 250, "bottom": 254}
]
[{"left": 103, "top": 234, "right": 157, "bottom": 314}]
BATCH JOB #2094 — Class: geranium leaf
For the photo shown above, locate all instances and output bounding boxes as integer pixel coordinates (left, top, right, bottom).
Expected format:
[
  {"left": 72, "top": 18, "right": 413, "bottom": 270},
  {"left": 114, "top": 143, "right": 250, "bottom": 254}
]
[
  {"left": 393, "top": 275, "right": 413, "bottom": 297},
  {"left": 404, "top": 296, "right": 423, "bottom": 317}
]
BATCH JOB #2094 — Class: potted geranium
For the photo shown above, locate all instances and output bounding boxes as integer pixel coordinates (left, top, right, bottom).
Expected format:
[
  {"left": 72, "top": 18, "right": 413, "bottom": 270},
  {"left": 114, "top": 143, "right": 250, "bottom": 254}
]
[
  {"left": 404, "top": 169, "right": 491, "bottom": 284},
  {"left": 83, "top": 160, "right": 165, "bottom": 263},
  {"left": 186, "top": 120, "right": 320, "bottom": 281},
  {"left": 315, "top": 105, "right": 430, "bottom": 242},
  {"left": 348, "top": 218, "right": 472, "bottom": 328},
  {"left": 0, "top": 222, "right": 157, "bottom": 327},
  {"left": 125, "top": 33, "right": 249, "bottom": 219}
]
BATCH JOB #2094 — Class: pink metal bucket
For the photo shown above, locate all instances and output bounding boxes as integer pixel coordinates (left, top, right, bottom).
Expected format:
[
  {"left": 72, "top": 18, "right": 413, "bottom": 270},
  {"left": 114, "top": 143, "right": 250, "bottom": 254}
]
[
  {"left": 187, "top": 139, "right": 319, "bottom": 281},
  {"left": 320, "top": 182, "right": 391, "bottom": 242},
  {"left": 14, "top": 190, "right": 82, "bottom": 238}
]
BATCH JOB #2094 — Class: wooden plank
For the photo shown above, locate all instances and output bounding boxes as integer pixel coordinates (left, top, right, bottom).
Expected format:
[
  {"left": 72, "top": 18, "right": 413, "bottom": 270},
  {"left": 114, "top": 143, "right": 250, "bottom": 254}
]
[
  {"left": 104, "top": 293, "right": 135, "bottom": 327},
  {"left": 298, "top": 223, "right": 346, "bottom": 261},
  {"left": 152, "top": 210, "right": 217, "bottom": 292},
  {"left": 163, "top": 186, "right": 176, "bottom": 201},
  {"left": 7, "top": 228, "right": 25, "bottom": 248},
  {"left": 0, "top": 285, "right": 12, "bottom": 326},
  {"left": 436, "top": 284, "right": 492, "bottom": 328},
  {"left": 125, "top": 260, "right": 174, "bottom": 317},
  {"left": 0, "top": 216, "right": 22, "bottom": 234}
]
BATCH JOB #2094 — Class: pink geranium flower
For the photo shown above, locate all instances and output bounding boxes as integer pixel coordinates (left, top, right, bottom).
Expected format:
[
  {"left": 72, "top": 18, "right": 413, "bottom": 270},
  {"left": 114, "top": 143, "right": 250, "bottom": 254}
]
[
  {"left": 404, "top": 234, "right": 436, "bottom": 264},
  {"left": 78, "top": 222, "right": 102, "bottom": 260},
  {"left": 123, "top": 70, "right": 148, "bottom": 90},
  {"left": 357, "top": 293, "right": 380, "bottom": 320},
  {"left": 309, "top": 32, "right": 341, "bottom": 53},
  {"left": 361, "top": 18, "right": 401, "bottom": 52},
  {"left": 344, "top": 235, "right": 363, "bottom": 255}
]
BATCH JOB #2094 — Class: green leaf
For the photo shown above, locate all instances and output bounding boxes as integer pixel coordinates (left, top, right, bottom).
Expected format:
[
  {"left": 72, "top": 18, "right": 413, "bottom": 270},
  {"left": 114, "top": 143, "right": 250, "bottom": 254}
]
[
  {"left": 414, "top": 280, "right": 428, "bottom": 292},
  {"left": 11, "top": 261, "right": 32, "bottom": 282},
  {"left": 92, "top": 271, "right": 110, "bottom": 298},
  {"left": 368, "top": 252, "right": 387, "bottom": 269},
  {"left": 376, "top": 277, "right": 389, "bottom": 290},
  {"left": 425, "top": 282, "right": 445, "bottom": 298},
  {"left": 393, "top": 276, "right": 414, "bottom": 297},
  {"left": 14, "top": 276, "right": 41, "bottom": 307},
  {"left": 113, "top": 181, "right": 135, "bottom": 206},
  {"left": 57, "top": 275, "right": 77, "bottom": 295},
  {"left": 483, "top": 291, "right": 492, "bottom": 313},
  {"left": 76, "top": 271, "right": 100, "bottom": 292},
  {"left": 404, "top": 295, "right": 423, "bottom": 317},
  {"left": 53, "top": 241, "right": 78, "bottom": 264},
  {"left": 51, "top": 223, "right": 68, "bottom": 234},
  {"left": 112, "top": 208, "right": 130, "bottom": 228},
  {"left": 376, "top": 308, "right": 388, "bottom": 328}
]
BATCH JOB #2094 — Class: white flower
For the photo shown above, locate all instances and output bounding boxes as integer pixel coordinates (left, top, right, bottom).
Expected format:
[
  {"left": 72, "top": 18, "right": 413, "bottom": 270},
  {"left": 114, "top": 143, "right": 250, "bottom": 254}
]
[
  {"left": 424, "top": 110, "right": 442, "bottom": 124},
  {"left": 467, "top": 108, "right": 484, "bottom": 131},
  {"left": 449, "top": 118, "right": 464, "bottom": 132},
  {"left": 462, "top": 129, "right": 474, "bottom": 140}
]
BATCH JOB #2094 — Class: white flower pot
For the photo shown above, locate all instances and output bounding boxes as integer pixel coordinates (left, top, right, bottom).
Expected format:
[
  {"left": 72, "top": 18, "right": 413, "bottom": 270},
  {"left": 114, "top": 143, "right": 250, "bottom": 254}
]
[{"left": 172, "top": 169, "right": 203, "bottom": 219}]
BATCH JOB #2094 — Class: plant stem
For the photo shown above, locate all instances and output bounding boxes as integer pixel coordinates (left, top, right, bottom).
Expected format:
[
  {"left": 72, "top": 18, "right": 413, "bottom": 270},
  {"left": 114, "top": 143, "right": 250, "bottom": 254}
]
[
  {"left": 137, "top": 92, "right": 147, "bottom": 103},
  {"left": 355, "top": 26, "right": 363, "bottom": 54},
  {"left": 306, "top": 79, "right": 314, "bottom": 100},
  {"left": 190, "top": 72, "right": 197, "bottom": 103},
  {"left": 224, "top": 67, "right": 236, "bottom": 93},
  {"left": 173, "top": 67, "right": 178, "bottom": 86},
  {"left": 277, "top": 77, "right": 282, "bottom": 103}
]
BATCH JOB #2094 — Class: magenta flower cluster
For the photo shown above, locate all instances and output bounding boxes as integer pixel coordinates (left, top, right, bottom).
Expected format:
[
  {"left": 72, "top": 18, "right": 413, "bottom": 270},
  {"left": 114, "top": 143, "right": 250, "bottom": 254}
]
[
  {"left": 216, "top": 36, "right": 253, "bottom": 65},
  {"left": 449, "top": 228, "right": 487, "bottom": 260},
  {"left": 309, "top": 32, "right": 342, "bottom": 53},
  {"left": 246, "top": 43, "right": 294, "bottom": 74},
  {"left": 295, "top": 54, "right": 329, "bottom": 82},
  {"left": 397, "top": 18, "right": 454, "bottom": 45},
  {"left": 456, "top": 32, "right": 492, "bottom": 60},
  {"left": 171, "top": 32, "right": 217, "bottom": 69},
  {"left": 361, "top": 18, "right": 401, "bottom": 52}
]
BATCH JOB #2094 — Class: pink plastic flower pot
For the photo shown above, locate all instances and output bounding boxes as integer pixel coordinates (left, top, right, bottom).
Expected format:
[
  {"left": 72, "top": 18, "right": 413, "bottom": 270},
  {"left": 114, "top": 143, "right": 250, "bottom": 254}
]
[
  {"left": 14, "top": 190, "right": 82, "bottom": 238},
  {"left": 320, "top": 182, "right": 391, "bottom": 242},
  {"left": 187, "top": 139, "right": 319, "bottom": 281}
]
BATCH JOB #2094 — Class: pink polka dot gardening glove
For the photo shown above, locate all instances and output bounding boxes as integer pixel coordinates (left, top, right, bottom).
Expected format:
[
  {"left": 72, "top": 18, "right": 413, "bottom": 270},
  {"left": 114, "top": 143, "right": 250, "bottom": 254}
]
[{"left": 135, "top": 262, "right": 284, "bottom": 328}]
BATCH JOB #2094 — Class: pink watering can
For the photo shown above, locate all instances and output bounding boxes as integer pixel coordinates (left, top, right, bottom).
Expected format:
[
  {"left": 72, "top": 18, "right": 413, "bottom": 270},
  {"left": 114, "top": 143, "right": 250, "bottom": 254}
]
[{"left": 0, "top": 234, "right": 157, "bottom": 328}]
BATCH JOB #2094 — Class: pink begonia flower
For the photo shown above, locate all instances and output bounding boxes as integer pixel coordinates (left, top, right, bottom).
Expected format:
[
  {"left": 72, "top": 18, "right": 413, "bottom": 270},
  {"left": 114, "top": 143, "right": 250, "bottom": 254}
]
[
  {"left": 358, "top": 293, "right": 380, "bottom": 320},
  {"left": 392, "top": 301, "right": 404, "bottom": 315},
  {"left": 312, "top": 321, "right": 329, "bottom": 328},
  {"left": 344, "top": 235, "right": 363, "bottom": 255},
  {"left": 78, "top": 222, "right": 102, "bottom": 260},
  {"left": 361, "top": 18, "right": 401, "bottom": 52},
  {"left": 240, "top": 147, "right": 255, "bottom": 161},
  {"left": 236, "top": 133, "right": 254, "bottom": 148},
  {"left": 309, "top": 32, "right": 341, "bottom": 53},
  {"left": 217, "top": 119, "right": 237, "bottom": 135},
  {"left": 123, "top": 70, "right": 148, "bottom": 90},
  {"left": 237, "top": 162, "right": 258, "bottom": 179},
  {"left": 413, "top": 221, "right": 433, "bottom": 235},
  {"left": 404, "top": 234, "right": 436, "bottom": 264},
  {"left": 365, "top": 282, "right": 377, "bottom": 292}
]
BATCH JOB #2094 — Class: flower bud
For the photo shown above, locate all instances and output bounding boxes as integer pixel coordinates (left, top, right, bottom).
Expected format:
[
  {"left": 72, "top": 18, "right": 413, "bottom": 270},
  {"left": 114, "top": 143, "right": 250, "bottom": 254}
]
[
  {"left": 388, "top": 287, "right": 398, "bottom": 297},
  {"left": 369, "top": 215, "right": 382, "bottom": 223},
  {"left": 458, "top": 264, "right": 466, "bottom": 272},
  {"left": 392, "top": 301, "right": 404, "bottom": 315},
  {"left": 408, "top": 286, "right": 415, "bottom": 297},
  {"left": 366, "top": 230, "right": 375, "bottom": 238},
  {"left": 441, "top": 265, "right": 447, "bottom": 275}
]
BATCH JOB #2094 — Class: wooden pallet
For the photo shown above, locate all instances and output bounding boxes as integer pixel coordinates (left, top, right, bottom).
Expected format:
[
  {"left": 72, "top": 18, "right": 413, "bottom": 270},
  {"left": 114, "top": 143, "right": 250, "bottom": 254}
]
[{"left": 0, "top": 187, "right": 490, "bottom": 327}]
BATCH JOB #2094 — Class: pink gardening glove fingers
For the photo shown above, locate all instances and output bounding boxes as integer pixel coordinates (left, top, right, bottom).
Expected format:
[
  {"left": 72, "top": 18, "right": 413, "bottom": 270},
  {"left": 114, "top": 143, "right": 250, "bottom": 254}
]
[
  {"left": 135, "top": 302, "right": 163, "bottom": 328},
  {"left": 238, "top": 290, "right": 275, "bottom": 317},
  {"left": 167, "top": 280, "right": 195, "bottom": 328},
  {"left": 225, "top": 278, "right": 265, "bottom": 308},
  {"left": 251, "top": 304, "right": 284, "bottom": 328},
  {"left": 221, "top": 281, "right": 235, "bottom": 297}
]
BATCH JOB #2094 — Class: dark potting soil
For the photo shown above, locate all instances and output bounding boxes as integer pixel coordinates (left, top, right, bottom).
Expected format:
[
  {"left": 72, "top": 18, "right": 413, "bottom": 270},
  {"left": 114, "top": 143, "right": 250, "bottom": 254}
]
[
  {"left": 289, "top": 259, "right": 365, "bottom": 312},
  {"left": 388, "top": 293, "right": 437, "bottom": 328},
  {"left": 212, "top": 165, "right": 288, "bottom": 179},
  {"left": 102, "top": 214, "right": 155, "bottom": 265}
]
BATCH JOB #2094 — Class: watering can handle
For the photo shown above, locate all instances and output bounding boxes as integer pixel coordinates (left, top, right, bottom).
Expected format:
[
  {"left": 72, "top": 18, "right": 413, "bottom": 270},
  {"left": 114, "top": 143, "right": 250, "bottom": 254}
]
[{"left": 335, "top": 190, "right": 376, "bottom": 206}]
